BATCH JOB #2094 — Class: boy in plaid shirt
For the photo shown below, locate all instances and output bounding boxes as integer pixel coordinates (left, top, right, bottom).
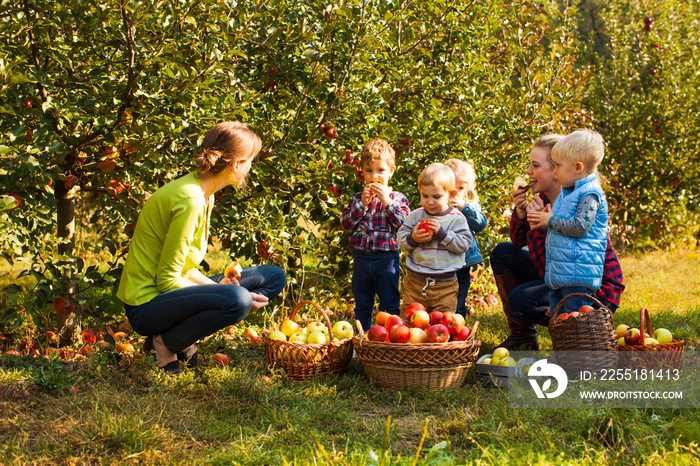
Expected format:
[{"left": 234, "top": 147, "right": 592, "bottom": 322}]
[{"left": 341, "top": 140, "right": 410, "bottom": 330}]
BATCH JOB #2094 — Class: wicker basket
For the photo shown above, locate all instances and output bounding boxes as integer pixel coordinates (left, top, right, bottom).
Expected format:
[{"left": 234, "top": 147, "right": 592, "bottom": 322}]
[
  {"left": 352, "top": 320, "right": 481, "bottom": 390},
  {"left": 617, "top": 307, "right": 685, "bottom": 369},
  {"left": 264, "top": 301, "right": 354, "bottom": 381},
  {"left": 548, "top": 293, "right": 617, "bottom": 377}
]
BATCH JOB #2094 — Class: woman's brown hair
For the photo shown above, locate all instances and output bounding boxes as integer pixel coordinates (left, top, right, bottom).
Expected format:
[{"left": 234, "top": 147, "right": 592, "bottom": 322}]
[{"left": 194, "top": 122, "right": 262, "bottom": 176}]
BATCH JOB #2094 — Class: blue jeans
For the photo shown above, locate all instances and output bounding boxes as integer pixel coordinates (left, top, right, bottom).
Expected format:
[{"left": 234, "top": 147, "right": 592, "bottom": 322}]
[
  {"left": 455, "top": 266, "right": 472, "bottom": 317},
  {"left": 125, "top": 265, "right": 286, "bottom": 354},
  {"left": 352, "top": 249, "right": 401, "bottom": 331}
]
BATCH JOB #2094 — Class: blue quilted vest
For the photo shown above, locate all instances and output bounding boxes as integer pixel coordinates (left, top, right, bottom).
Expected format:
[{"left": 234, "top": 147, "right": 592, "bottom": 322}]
[{"left": 545, "top": 174, "right": 608, "bottom": 290}]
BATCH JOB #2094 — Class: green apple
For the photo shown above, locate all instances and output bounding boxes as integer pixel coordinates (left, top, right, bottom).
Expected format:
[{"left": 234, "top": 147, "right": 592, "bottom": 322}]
[
  {"left": 492, "top": 347, "right": 509, "bottom": 359},
  {"left": 617, "top": 337, "right": 625, "bottom": 346},
  {"left": 490, "top": 356, "right": 503, "bottom": 365},
  {"left": 331, "top": 320, "right": 354, "bottom": 340},
  {"left": 502, "top": 357, "right": 516, "bottom": 367},
  {"left": 289, "top": 331, "right": 308, "bottom": 343},
  {"left": 615, "top": 324, "right": 629, "bottom": 339},
  {"left": 644, "top": 337, "right": 659, "bottom": 345},
  {"left": 280, "top": 319, "right": 301, "bottom": 337},
  {"left": 481, "top": 358, "right": 492, "bottom": 365},
  {"left": 652, "top": 328, "right": 673, "bottom": 344},
  {"left": 268, "top": 330, "right": 287, "bottom": 341},
  {"left": 306, "top": 321, "right": 326, "bottom": 334},
  {"left": 307, "top": 331, "right": 328, "bottom": 344}
]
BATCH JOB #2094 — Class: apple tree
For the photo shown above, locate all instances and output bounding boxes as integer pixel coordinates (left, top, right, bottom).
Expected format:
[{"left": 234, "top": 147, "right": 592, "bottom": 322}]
[
  {"left": 582, "top": 0, "right": 700, "bottom": 250},
  {"left": 0, "top": 0, "right": 590, "bottom": 338}
]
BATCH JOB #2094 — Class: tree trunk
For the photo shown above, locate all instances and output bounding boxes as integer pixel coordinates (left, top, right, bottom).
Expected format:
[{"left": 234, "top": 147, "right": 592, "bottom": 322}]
[{"left": 54, "top": 179, "right": 78, "bottom": 344}]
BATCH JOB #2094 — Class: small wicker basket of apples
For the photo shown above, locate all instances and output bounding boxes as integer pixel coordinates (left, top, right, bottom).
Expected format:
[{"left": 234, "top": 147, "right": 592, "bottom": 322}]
[
  {"left": 616, "top": 307, "right": 685, "bottom": 369},
  {"left": 263, "top": 301, "right": 355, "bottom": 381},
  {"left": 352, "top": 303, "right": 481, "bottom": 390}
]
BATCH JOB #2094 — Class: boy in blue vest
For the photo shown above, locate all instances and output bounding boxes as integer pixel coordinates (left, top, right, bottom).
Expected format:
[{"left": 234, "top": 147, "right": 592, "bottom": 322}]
[{"left": 527, "top": 129, "right": 609, "bottom": 316}]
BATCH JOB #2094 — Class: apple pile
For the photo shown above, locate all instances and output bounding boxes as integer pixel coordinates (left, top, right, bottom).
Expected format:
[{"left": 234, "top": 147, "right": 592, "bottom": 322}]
[
  {"left": 267, "top": 317, "right": 354, "bottom": 344},
  {"left": 615, "top": 324, "right": 674, "bottom": 346},
  {"left": 479, "top": 347, "right": 517, "bottom": 367},
  {"left": 554, "top": 305, "right": 594, "bottom": 322},
  {"left": 365, "top": 303, "right": 473, "bottom": 344}
]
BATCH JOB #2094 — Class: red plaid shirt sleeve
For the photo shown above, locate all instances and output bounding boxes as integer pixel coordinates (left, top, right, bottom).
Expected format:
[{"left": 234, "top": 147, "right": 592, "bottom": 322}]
[
  {"left": 341, "top": 191, "right": 409, "bottom": 251},
  {"left": 508, "top": 194, "right": 625, "bottom": 306}
]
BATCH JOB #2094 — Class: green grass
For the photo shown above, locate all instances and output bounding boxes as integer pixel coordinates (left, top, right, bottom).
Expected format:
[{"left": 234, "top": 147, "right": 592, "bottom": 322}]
[{"left": 1, "top": 248, "right": 699, "bottom": 465}]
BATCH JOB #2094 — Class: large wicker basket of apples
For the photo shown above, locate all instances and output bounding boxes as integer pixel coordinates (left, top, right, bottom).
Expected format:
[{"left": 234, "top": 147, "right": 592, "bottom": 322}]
[
  {"left": 264, "top": 301, "right": 355, "bottom": 381},
  {"left": 352, "top": 303, "right": 481, "bottom": 390}
]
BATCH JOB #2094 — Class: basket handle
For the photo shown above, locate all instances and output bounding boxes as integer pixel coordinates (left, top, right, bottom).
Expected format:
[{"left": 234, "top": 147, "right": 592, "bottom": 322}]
[
  {"left": 552, "top": 292, "right": 613, "bottom": 320},
  {"left": 638, "top": 307, "right": 652, "bottom": 347},
  {"left": 289, "top": 300, "right": 334, "bottom": 336}
]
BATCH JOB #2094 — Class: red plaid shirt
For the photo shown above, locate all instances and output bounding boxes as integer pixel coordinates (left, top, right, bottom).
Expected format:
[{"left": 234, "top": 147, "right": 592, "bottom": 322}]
[
  {"left": 341, "top": 191, "right": 409, "bottom": 252},
  {"left": 510, "top": 193, "right": 625, "bottom": 306}
]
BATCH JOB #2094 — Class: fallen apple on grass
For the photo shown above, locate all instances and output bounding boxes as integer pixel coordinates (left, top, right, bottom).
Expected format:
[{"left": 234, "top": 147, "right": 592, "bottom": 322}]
[{"left": 213, "top": 353, "right": 229, "bottom": 366}]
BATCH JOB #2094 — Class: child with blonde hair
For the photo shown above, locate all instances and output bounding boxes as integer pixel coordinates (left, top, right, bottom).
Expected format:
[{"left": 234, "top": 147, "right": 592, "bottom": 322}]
[
  {"left": 397, "top": 163, "right": 471, "bottom": 315},
  {"left": 444, "top": 158, "right": 488, "bottom": 317},
  {"left": 527, "top": 129, "right": 609, "bottom": 316},
  {"left": 341, "top": 139, "right": 410, "bottom": 330}
]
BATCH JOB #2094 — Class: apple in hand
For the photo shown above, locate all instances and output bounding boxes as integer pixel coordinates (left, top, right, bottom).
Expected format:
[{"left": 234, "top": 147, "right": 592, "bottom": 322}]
[
  {"left": 388, "top": 324, "right": 410, "bottom": 343},
  {"left": 409, "top": 310, "right": 430, "bottom": 329},
  {"left": 652, "top": 328, "right": 673, "bottom": 344},
  {"left": 367, "top": 325, "right": 389, "bottom": 342},
  {"left": 418, "top": 219, "right": 433, "bottom": 237},
  {"left": 331, "top": 320, "right": 354, "bottom": 340},
  {"left": 615, "top": 324, "right": 629, "bottom": 339},
  {"left": 224, "top": 261, "right": 243, "bottom": 280},
  {"left": 408, "top": 327, "right": 427, "bottom": 344},
  {"left": 405, "top": 302, "right": 426, "bottom": 320},
  {"left": 425, "top": 324, "right": 450, "bottom": 343},
  {"left": 624, "top": 328, "right": 642, "bottom": 346},
  {"left": 428, "top": 311, "right": 444, "bottom": 326},
  {"left": 280, "top": 319, "right": 301, "bottom": 337}
]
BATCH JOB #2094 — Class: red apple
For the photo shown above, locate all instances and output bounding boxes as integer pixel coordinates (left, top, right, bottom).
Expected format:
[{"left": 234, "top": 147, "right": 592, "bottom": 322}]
[
  {"left": 405, "top": 302, "right": 426, "bottom": 320},
  {"left": 569, "top": 311, "right": 580, "bottom": 319},
  {"left": 578, "top": 305, "right": 594, "bottom": 315},
  {"left": 384, "top": 315, "right": 404, "bottom": 332},
  {"left": 474, "top": 298, "right": 487, "bottom": 309},
  {"left": 5, "top": 350, "right": 20, "bottom": 356},
  {"left": 213, "top": 353, "right": 229, "bottom": 366},
  {"left": 80, "top": 345, "right": 94, "bottom": 356},
  {"left": 97, "top": 160, "right": 117, "bottom": 173},
  {"left": 264, "top": 79, "right": 277, "bottom": 92},
  {"left": 388, "top": 324, "right": 410, "bottom": 343},
  {"left": 324, "top": 126, "right": 337, "bottom": 139},
  {"left": 64, "top": 175, "right": 79, "bottom": 190},
  {"left": 401, "top": 138, "right": 411, "bottom": 147},
  {"left": 486, "top": 295, "right": 499, "bottom": 307},
  {"left": 451, "top": 326, "right": 472, "bottom": 341},
  {"left": 556, "top": 313, "right": 569, "bottom": 321},
  {"left": 375, "top": 311, "right": 391, "bottom": 326},
  {"left": 267, "top": 67, "right": 280, "bottom": 76},
  {"left": 53, "top": 297, "right": 71, "bottom": 316},
  {"left": 440, "top": 313, "right": 464, "bottom": 336},
  {"left": 328, "top": 186, "right": 340, "bottom": 196},
  {"left": 624, "top": 328, "right": 642, "bottom": 346},
  {"left": 367, "top": 325, "right": 389, "bottom": 342},
  {"left": 418, "top": 219, "right": 432, "bottom": 236},
  {"left": 81, "top": 329, "right": 96, "bottom": 345},
  {"left": 428, "top": 311, "right": 444, "bottom": 326},
  {"left": 409, "top": 310, "right": 430, "bottom": 330},
  {"left": 257, "top": 241, "right": 273, "bottom": 259},
  {"left": 24, "top": 97, "right": 32, "bottom": 108},
  {"left": 425, "top": 324, "right": 450, "bottom": 343},
  {"left": 124, "top": 223, "right": 136, "bottom": 237}
]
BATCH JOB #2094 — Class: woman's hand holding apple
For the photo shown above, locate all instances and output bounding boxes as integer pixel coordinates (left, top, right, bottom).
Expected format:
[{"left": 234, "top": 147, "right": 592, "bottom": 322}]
[{"left": 512, "top": 187, "right": 529, "bottom": 219}]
